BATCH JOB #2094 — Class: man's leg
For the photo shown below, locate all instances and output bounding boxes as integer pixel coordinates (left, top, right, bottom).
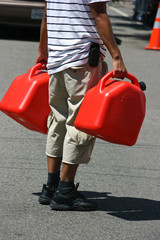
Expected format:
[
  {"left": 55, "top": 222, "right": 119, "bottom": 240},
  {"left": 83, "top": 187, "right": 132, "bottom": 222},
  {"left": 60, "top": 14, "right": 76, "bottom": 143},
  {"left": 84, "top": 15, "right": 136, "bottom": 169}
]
[
  {"left": 50, "top": 63, "right": 106, "bottom": 211},
  {"left": 46, "top": 156, "right": 62, "bottom": 189},
  {"left": 50, "top": 62, "right": 107, "bottom": 210},
  {"left": 48, "top": 156, "right": 62, "bottom": 173},
  {"left": 61, "top": 163, "right": 78, "bottom": 182},
  {"left": 50, "top": 161, "right": 97, "bottom": 211},
  {"left": 58, "top": 163, "right": 79, "bottom": 195},
  {"left": 39, "top": 156, "right": 62, "bottom": 205},
  {"left": 39, "top": 73, "right": 68, "bottom": 205}
]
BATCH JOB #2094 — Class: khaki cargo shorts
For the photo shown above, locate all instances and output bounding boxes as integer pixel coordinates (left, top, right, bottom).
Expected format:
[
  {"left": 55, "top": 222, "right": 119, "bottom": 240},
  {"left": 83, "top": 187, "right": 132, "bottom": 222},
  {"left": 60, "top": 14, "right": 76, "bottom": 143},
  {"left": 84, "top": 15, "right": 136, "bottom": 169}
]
[{"left": 46, "top": 61, "right": 108, "bottom": 164}]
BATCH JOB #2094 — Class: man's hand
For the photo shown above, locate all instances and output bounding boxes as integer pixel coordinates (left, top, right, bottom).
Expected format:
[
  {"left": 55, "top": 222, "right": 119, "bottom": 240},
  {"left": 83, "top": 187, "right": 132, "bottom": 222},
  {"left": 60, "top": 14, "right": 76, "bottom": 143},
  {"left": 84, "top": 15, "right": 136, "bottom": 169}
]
[
  {"left": 36, "top": 51, "right": 48, "bottom": 64},
  {"left": 112, "top": 55, "right": 127, "bottom": 79}
]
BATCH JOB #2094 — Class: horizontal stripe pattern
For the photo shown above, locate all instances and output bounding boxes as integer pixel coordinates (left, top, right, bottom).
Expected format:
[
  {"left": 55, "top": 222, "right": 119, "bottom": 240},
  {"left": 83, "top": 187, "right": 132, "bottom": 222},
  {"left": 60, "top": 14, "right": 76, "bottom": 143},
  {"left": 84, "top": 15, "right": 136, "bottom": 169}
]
[
  {"left": 46, "top": 0, "right": 110, "bottom": 74},
  {"left": 154, "top": 21, "right": 160, "bottom": 29}
]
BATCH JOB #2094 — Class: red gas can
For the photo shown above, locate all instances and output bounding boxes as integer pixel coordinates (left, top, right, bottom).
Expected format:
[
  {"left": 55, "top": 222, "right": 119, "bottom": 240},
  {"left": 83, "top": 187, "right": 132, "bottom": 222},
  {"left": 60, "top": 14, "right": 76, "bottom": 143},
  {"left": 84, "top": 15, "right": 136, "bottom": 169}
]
[
  {"left": 0, "top": 63, "right": 50, "bottom": 134},
  {"left": 74, "top": 71, "right": 146, "bottom": 146}
]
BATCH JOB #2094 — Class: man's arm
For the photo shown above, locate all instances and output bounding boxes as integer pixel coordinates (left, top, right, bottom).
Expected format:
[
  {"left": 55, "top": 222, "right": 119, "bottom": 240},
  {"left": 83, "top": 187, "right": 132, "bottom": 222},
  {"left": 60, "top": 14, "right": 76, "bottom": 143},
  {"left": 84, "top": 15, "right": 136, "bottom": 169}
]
[
  {"left": 89, "top": 2, "right": 127, "bottom": 79},
  {"left": 36, "top": 3, "right": 48, "bottom": 64}
]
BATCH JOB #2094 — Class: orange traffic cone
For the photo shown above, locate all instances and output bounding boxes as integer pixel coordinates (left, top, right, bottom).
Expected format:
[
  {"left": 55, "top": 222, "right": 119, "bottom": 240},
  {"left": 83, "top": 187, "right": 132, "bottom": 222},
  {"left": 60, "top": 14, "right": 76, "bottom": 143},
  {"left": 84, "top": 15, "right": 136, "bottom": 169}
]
[{"left": 145, "top": 2, "right": 160, "bottom": 50}]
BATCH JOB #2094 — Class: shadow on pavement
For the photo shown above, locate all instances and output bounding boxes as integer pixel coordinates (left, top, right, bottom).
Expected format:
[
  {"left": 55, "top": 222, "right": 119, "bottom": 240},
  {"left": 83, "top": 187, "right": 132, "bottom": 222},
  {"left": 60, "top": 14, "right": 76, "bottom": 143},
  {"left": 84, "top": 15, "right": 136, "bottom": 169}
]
[
  {"left": 33, "top": 191, "right": 160, "bottom": 221},
  {"left": 84, "top": 191, "right": 160, "bottom": 221},
  {"left": 109, "top": 15, "right": 152, "bottom": 42},
  {"left": 0, "top": 24, "right": 40, "bottom": 42}
]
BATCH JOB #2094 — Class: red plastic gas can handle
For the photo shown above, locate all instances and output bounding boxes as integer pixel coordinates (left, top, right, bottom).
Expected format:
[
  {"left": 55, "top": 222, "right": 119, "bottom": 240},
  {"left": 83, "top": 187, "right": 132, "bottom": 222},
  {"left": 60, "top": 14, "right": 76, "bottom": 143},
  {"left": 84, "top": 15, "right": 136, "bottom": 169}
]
[
  {"left": 29, "top": 62, "right": 47, "bottom": 80},
  {"left": 100, "top": 70, "right": 140, "bottom": 92}
]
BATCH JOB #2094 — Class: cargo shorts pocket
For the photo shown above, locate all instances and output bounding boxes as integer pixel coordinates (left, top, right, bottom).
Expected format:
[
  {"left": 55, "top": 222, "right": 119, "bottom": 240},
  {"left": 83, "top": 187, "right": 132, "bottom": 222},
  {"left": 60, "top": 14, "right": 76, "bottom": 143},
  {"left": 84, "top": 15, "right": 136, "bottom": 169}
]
[
  {"left": 67, "top": 126, "right": 95, "bottom": 146},
  {"left": 77, "top": 131, "right": 95, "bottom": 146}
]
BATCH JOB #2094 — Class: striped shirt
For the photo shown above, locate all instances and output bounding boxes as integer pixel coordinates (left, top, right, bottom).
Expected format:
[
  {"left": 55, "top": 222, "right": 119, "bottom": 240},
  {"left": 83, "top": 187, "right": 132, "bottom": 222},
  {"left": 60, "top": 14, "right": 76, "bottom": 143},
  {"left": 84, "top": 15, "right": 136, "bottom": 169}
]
[{"left": 46, "top": 0, "right": 110, "bottom": 75}]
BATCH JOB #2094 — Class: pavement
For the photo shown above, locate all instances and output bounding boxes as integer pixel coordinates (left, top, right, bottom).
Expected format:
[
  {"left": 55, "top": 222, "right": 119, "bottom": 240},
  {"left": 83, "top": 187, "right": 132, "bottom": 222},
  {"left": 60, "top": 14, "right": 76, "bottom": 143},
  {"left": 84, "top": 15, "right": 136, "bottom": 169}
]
[{"left": 0, "top": 1, "right": 160, "bottom": 240}]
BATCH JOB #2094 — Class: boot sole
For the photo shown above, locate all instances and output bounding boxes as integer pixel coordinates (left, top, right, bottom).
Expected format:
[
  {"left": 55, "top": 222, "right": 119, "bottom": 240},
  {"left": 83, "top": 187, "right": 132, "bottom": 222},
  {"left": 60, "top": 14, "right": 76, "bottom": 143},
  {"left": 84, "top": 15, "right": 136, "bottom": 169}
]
[{"left": 50, "top": 200, "right": 97, "bottom": 211}]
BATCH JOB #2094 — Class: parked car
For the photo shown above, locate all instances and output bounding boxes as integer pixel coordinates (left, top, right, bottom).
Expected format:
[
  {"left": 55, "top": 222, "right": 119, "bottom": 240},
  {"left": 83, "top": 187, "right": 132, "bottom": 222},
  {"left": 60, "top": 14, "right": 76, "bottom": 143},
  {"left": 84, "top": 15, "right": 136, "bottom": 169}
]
[{"left": 0, "top": 0, "right": 45, "bottom": 26}]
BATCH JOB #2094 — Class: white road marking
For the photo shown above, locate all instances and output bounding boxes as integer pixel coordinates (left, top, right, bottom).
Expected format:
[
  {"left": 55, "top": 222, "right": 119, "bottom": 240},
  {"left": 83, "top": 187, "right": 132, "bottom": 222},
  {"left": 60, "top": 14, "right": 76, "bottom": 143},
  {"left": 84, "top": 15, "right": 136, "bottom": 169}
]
[{"left": 109, "top": 6, "right": 130, "bottom": 18}]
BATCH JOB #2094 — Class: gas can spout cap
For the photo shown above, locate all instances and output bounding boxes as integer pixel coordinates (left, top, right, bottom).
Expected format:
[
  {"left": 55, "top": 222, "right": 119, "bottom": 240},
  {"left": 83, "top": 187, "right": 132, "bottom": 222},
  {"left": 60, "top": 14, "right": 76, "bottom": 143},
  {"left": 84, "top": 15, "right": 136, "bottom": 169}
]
[{"left": 139, "top": 81, "right": 146, "bottom": 91}]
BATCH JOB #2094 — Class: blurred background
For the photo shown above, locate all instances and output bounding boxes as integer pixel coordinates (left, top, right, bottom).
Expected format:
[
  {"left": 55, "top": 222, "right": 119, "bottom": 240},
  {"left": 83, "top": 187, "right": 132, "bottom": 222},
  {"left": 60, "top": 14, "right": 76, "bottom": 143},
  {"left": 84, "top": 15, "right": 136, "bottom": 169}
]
[
  {"left": 132, "top": 0, "right": 159, "bottom": 26},
  {"left": 112, "top": 0, "right": 159, "bottom": 26},
  {"left": 0, "top": 0, "right": 159, "bottom": 29}
]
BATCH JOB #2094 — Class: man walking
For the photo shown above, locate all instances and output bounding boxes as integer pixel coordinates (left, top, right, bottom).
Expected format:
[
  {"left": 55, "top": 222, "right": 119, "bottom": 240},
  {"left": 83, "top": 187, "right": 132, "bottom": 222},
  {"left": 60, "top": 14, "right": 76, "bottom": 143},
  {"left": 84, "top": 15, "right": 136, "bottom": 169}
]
[{"left": 36, "top": 0, "right": 127, "bottom": 211}]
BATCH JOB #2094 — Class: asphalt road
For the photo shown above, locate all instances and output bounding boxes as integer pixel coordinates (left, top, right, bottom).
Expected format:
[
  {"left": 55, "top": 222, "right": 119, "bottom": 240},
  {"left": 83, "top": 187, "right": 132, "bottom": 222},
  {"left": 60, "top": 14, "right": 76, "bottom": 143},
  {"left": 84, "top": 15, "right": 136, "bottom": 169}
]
[{"left": 0, "top": 2, "right": 160, "bottom": 240}]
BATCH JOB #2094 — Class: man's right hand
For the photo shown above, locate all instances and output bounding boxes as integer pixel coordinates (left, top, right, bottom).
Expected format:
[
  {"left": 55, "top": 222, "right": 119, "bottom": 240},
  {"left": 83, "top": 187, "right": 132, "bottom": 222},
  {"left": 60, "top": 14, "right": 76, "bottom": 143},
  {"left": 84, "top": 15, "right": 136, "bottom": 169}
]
[{"left": 36, "top": 51, "right": 48, "bottom": 65}]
